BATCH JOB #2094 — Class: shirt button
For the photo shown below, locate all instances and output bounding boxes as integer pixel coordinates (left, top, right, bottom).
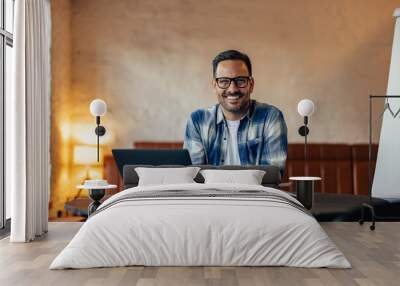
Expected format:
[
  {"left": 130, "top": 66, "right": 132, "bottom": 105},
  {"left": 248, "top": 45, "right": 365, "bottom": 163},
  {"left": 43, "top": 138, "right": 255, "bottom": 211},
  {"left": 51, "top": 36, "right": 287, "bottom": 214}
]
[
  {"left": 221, "top": 159, "right": 225, "bottom": 163},
  {"left": 224, "top": 137, "right": 226, "bottom": 140}
]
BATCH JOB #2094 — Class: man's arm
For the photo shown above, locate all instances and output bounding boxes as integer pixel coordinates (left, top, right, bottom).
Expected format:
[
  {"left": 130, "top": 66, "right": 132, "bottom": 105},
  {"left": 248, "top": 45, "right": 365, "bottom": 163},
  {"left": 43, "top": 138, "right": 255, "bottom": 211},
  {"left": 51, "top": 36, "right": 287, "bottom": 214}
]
[
  {"left": 262, "top": 110, "right": 288, "bottom": 177},
  {"left": 183, "top": 113, "right": 206, "bottom": 165}
]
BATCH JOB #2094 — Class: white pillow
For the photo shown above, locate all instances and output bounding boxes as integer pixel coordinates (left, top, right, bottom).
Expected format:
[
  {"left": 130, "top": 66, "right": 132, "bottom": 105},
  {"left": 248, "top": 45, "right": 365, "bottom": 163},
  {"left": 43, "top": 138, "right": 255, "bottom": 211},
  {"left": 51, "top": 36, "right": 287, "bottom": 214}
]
[
  {"left": 135, "top": 167, "right": 201, "bottom": 186},
  {"left": 200, "top": 169, "right": 266, "bottom": 185}
]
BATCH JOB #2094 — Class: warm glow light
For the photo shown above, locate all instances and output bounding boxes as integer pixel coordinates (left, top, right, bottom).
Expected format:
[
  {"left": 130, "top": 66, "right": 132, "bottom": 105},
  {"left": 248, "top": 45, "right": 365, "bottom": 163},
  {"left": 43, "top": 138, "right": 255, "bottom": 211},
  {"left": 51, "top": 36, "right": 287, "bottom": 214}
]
[
  {"left": 60, "top": 122, "right": 71, "bottom": 141},
  {"left": 89, "top": 169, "right": 102, "bottom": 179},
  {"left": 71, "top": 122, "right": 114, "bottom": 145},
  {"left": 73, "top": 123, "right": 98, "bottom": 145},
  {"left": 60, "top": 143, "right": 70, "bottom": 165},
  {"left": 52, "top": 102, "right": 114, "bottom": 218},
  {"left": 73, "top": 145, "right": 103, "bottom": 165},
  {"left": 59, "top": 167, "right": 70, "bottom": 185}
]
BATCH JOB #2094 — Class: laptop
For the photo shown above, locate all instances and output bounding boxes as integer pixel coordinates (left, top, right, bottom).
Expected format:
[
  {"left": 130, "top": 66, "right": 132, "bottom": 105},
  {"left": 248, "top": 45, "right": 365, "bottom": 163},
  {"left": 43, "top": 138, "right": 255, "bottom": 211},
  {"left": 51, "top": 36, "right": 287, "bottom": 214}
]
[{"left": 112, "top": 149, "right": 192, "bottom": 176}]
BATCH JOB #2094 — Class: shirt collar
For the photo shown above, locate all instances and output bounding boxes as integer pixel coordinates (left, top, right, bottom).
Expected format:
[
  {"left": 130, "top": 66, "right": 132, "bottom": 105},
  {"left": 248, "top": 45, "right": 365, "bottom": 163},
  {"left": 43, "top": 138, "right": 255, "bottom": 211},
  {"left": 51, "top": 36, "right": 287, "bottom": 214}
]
[{"left": 216, "top": 100, "right": 255, "bottom": 125}]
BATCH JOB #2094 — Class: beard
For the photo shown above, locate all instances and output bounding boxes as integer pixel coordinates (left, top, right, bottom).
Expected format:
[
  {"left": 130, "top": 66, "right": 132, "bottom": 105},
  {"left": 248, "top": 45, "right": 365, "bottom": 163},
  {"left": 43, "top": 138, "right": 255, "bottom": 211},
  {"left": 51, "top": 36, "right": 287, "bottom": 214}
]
[{"left": 218, "top": 90, "right": 251, "bottom": 115}]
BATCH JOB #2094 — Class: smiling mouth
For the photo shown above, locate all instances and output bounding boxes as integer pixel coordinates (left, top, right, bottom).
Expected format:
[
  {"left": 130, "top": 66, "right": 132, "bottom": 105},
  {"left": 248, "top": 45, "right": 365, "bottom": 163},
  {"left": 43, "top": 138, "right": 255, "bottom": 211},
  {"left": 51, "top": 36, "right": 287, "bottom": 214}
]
[{"left": 223, "top": 94, "right": 243, "bottom": 100}]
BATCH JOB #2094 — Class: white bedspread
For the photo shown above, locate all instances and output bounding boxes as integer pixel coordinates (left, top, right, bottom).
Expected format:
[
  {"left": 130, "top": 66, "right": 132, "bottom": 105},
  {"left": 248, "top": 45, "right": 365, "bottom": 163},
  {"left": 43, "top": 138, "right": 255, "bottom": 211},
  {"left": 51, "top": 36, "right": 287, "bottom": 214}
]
[{"left": 50, "top": 183, "right": 351, "bottom": 269}]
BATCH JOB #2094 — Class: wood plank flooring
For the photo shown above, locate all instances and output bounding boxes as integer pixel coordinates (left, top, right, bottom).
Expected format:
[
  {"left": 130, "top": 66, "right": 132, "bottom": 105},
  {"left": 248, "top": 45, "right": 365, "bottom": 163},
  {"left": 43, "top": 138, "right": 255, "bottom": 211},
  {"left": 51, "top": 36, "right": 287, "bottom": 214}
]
[{"left": 0, "top": 222, "right": 399, "bottom": 286}]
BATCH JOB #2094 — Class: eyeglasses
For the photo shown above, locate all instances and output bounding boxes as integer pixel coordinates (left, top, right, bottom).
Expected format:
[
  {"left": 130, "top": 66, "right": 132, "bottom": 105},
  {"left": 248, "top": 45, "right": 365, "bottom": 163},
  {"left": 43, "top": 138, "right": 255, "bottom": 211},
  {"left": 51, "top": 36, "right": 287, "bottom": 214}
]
[{"left": 215, "top": 76, "right": 252, "bottom": 89}]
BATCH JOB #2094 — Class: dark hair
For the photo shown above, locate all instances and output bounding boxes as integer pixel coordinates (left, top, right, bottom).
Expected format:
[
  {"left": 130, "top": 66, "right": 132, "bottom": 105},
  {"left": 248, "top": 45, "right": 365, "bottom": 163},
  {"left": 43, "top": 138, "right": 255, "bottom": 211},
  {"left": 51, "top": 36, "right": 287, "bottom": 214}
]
[{"left": 212, "top": 50, "right": 252, "bottom": 78}]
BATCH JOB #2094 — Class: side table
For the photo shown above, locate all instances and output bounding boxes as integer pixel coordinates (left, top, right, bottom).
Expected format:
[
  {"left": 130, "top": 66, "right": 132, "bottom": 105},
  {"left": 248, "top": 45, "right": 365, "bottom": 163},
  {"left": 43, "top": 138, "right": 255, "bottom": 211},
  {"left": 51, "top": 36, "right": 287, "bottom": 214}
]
[
  {"left": 289, "top": 176, "right": 322, "bottom": 210},
  {"left": 76, "top": 184, "right": 117, "bottom": 216}
]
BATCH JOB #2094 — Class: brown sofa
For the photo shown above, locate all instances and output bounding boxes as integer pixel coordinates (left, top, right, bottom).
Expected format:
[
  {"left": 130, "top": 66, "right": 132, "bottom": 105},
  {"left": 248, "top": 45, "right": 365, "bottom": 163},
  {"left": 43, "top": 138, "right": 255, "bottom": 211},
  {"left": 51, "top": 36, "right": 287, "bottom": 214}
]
[{"left": 103, "top": 141, "right": 377, "bottom": 196}]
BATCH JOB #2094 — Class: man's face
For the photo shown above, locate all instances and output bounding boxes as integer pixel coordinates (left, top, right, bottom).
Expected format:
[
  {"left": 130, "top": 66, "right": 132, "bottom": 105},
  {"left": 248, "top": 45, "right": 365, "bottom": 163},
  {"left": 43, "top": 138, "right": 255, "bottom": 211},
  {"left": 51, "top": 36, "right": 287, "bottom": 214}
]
[{"left": 213, "top": 60, "right": 254, "bottom": 115}]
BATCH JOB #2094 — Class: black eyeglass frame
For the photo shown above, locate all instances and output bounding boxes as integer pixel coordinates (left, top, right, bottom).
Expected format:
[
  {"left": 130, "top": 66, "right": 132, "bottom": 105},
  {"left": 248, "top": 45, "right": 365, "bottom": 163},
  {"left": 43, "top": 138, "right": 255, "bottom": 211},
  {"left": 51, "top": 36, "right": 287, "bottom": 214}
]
[{"left": 214, "top": 76, "right": 253, "bottom": 89}]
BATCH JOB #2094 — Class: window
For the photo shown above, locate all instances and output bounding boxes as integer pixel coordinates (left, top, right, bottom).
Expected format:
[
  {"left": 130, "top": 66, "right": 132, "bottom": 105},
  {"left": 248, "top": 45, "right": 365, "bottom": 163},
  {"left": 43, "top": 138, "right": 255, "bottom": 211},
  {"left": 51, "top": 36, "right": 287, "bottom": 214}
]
[{"left": 1, "top": 0, "right": 14, "bottom": 231}]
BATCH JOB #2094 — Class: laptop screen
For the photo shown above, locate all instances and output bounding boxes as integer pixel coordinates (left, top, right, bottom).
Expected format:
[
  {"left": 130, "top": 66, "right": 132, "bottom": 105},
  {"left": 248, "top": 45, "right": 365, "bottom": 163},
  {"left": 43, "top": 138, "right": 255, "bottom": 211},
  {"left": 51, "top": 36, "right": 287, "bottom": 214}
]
[{"left": 112, "top": 149, "right": 192, "bottom": 176}]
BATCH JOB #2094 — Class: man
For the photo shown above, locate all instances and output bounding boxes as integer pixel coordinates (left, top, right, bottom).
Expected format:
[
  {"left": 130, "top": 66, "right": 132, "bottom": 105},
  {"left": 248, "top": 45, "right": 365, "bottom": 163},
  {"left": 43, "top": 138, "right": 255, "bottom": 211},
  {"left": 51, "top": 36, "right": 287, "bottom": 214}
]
[{"left": 183, "top": 50, "right": 288, "bottom": 176}]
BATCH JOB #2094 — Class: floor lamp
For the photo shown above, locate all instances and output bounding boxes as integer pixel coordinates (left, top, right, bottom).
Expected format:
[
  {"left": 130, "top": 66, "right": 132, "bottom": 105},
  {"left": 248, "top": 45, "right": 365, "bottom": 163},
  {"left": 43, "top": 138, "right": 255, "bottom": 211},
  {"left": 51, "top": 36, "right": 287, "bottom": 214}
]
[{"left": 359, "top": 95, "right": 400, "bottom": 231}]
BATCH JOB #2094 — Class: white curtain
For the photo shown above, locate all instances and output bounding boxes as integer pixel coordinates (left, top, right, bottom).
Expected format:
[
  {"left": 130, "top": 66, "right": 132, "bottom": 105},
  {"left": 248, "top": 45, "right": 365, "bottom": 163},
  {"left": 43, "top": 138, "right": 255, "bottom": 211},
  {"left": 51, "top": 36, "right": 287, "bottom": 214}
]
[
  {"left": 372, "top": 8, "right": 400, "bottom": 199},
  {"left": 10, "top": 0, "right": 51, "bottom": 242}
]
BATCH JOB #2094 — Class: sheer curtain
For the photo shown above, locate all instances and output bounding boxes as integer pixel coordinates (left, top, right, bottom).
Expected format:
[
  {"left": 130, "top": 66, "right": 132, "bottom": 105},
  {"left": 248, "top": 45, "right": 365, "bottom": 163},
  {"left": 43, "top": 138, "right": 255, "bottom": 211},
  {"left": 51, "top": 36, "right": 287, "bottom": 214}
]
[{"left": 10, "top": 0, "right": 51, "bottom": 242}]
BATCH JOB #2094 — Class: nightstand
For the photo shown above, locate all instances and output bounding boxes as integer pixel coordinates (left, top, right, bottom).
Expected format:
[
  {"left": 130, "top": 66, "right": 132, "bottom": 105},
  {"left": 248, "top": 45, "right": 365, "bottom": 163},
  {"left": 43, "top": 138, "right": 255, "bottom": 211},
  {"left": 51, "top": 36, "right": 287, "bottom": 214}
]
[
  {"left": 289, "top": 176, "right": 321, "bottom": 210},
  {"left": 76, "top": 184, "right": 117, "bottom": 216}
]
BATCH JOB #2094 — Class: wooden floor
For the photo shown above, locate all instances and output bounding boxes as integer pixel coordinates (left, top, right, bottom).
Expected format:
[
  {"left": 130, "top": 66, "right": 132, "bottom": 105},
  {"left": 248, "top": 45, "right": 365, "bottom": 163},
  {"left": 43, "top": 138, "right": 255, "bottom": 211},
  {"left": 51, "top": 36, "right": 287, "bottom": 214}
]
[{"left": 0, "top": 222, "right": 399, "bottom": 286}]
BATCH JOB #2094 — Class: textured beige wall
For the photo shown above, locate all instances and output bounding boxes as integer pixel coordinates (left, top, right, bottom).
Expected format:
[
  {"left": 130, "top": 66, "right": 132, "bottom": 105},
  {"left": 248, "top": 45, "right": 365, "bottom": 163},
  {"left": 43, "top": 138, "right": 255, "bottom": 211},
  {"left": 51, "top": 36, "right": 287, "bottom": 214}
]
[{"left": 67, "top": 0, "right": 399, "bottom": 146}]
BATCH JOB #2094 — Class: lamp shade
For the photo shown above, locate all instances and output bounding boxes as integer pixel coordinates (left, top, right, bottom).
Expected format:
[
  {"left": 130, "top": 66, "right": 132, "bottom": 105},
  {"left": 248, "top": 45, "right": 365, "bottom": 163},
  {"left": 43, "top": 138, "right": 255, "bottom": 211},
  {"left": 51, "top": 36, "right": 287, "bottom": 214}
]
[
  {"left": 90, "top": 99, "right": 107, "bottom": 117},
  {"left": 73, "top": 145, "right": 102, "bottom": 165},
  {"left": 297, "top": 99, "right": 315, "bottom": 117}
]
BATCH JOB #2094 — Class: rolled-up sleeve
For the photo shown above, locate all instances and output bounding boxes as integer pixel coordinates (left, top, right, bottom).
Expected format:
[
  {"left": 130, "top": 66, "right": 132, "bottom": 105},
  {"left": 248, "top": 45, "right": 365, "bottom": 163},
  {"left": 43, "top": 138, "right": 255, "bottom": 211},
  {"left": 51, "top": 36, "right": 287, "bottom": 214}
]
[
  {"left": 262, "top": 110, "right": 288, "bottom": 177},
  {"left": 183, "top": 113, "right": 206, "bottom": 165}
]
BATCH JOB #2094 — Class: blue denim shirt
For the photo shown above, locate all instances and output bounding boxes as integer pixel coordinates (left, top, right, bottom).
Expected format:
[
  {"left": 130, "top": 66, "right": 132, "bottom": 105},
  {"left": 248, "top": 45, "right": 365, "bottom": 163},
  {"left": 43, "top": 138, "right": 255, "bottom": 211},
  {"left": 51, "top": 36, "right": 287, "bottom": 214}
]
[{"left": 183, "top": 100, "right": 288, "bottom": 176}]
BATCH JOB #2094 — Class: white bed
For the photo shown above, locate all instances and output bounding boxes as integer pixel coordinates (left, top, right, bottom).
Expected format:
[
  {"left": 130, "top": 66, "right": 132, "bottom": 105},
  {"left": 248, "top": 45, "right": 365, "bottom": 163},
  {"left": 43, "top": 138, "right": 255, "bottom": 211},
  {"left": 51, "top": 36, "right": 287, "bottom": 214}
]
[{"left": 50, "top": 183, "right": 351, "bottom": 269}]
